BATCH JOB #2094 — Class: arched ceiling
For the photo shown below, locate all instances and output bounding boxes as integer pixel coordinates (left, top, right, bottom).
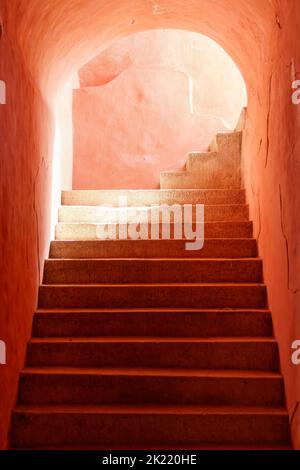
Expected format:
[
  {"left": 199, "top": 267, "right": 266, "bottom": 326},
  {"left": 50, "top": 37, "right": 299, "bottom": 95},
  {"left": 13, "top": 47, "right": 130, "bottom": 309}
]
[{"left": 2, "top": 0, "right": 282, "bottom": 98}]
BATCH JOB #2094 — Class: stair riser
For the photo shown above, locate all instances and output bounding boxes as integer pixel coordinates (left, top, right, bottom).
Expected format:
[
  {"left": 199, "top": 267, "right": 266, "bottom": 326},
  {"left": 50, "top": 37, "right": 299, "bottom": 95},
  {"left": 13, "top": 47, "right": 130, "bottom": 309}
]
[
  {"left": 62, "top": 190, "right": 246, "bottom": 206},
  {"left": 58, "top": 205, "right": 248, "bottom": 224},
  {"left": 55, "top": 221, "right": 253, "bottom": 241},
  {"left": 211, "top": 132, "right": 243, "bottom": 156},
  {"left": 186, "top": 147, "right": 240, "bottom": 174},
  {"left": 33, "top": 311, "right": 273, "bottom": 338},
  {"left": 11, "top": 412, "right": 289, "bottom": 448},
  {"left": 160, "top": 173, "right": 241, "bottom": 190},
  {"left": 38, "top": 285, "right": 266, "bottom": 309},
  {"left": 43, "top": 260, "right": 263, "bottom": 284},
  {"left": 19, "top": 374, "right": 285, "bottom": 406},
  {"left": 186, "top": 152, "right": 219, "bottom": 172},
  {"left": 27, "top": 342, "right": 278, "bottom": 370},
  {"left": 50, "top": 240, "right": 257, "bottom": 259}
]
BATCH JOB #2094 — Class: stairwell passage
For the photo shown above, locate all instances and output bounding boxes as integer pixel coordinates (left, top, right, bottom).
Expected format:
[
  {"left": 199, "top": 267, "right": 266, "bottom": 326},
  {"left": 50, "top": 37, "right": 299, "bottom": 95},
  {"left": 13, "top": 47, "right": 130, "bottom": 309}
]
[{"left": 10, "top": 130, "right": 290, "bottom": 449}]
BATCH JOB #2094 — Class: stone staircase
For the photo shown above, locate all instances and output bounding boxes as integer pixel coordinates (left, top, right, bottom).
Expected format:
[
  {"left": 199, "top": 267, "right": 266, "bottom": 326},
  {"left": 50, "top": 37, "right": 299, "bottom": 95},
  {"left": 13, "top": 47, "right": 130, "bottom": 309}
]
[{"left": 10, "top": 130, "right": 290, "bottom": 449}]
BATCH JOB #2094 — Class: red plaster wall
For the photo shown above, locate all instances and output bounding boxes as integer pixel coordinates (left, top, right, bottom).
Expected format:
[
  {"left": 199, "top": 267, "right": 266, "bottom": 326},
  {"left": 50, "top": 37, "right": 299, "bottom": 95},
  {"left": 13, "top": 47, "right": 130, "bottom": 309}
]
[
  {"left": 0, "top": 5, "right": 54, "bottom": 448},
  {"left": 240, "top": 1, "right": 300, "bottom": 445},
  {"left": 73, "top": 31, "right": 246, "bottom": 189},
  {"left": 0, "top": 0, "right": 299, "bottom": 449},
  {"left": 73, "top": 67, "right": 230, "bottom": 189}
]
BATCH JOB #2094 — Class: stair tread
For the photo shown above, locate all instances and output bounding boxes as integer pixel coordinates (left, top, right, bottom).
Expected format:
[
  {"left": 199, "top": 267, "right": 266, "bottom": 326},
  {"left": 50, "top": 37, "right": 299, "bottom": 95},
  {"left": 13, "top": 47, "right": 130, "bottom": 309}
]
[
  {"left": 52, "top": 238, "right": 255, "bottom": 242},
  {"left": 50, "top": 239, "right": 258, "bottom": 259},
  {"left": 160, "top": 171, "right": 236, "bottom": 176},
  {"left": 60, "top": 203, "right": 248, "bottom": 208},
  {"left": 16, "top": 444, "right": 291, "bottom": 450},
  {"left": 63, "top": 189, "right": 245, "bottom": 193},
  {"left": 29, "top": 336, "right": 276, "bottom": 343},
  {"left": 40, "top": 282, "right": 266, "bottom": 287},
  {"left": 14, "top": 404, "right": 288, "bottom": 415},
  {"left": 35, "top": 307, "right": 271, "bottom": 313},
  {"left": 21, "top": 367, "right": 283, "bottom": 378},
  {"left": 61, "top": 189, "right": 247, "bottom": 209},
  {"left": 56, "top": 220, "right": 252, "bottom": 224},
  {"left": 45, "top": 257, "right": 261, "bottom": 261},
  {"left": 161, "top": 171, "right": 197, "bottom": 175}
]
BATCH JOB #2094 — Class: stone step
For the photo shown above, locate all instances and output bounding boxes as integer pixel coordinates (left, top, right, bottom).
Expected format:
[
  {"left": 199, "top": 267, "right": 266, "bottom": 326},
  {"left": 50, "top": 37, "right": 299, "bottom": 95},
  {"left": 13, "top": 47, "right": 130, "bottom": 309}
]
[
  {"left": 38, "top": 283, "right": 266, "bottom": 309},
  {"left": 186, "top": 151, "right": 219, "bottom": 172},
  {"left": 33, "top": 309, "right": 273, "bottom": 338},
  {"left": 62, "top": 189, "right": 246, "bottom": 206},
  {"left": 43, "top": 258, "right": 263, "bottom": 284},
  {"left": 11, "top": 404, "right": 289, "bottom": 448},
  {"left": 27, "top": 337, "right": 277, "bottom": 370},
  {"left": 55, "top": 221, "right": 253, "bottom": 241},
  {"left": 10, "top": 444, "right": 291, "bottom": 450},
  {"left": 159, "top": 132, "right": 243, "bottom": 190},
  {"left": 19, "top": 368, "right": 284, "bottom": 407},
  {"left": 50, "top": 239, "right": 258, "bottom": 259},
  {"left": 58, "top": 204, "right": 249, "bottom": 223},
  {"left": 160, "top": 171, "right": 241, "bottom": 190},
  {"left": 186, "top": 151, "right": 220, "bottom": 172}
]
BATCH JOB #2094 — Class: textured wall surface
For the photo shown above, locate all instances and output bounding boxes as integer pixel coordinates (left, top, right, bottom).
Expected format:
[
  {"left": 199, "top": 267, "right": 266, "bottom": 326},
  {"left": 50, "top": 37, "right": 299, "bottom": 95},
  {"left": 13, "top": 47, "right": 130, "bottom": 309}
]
[
  {"left": 240, "top": 2, "right": 300, "bottom": 446},
  {"left": 0, "top": 0, "right": 299, "bottom": 449},
  {"left": 73, "top": 30, "right": 246, "bottom": 189}
]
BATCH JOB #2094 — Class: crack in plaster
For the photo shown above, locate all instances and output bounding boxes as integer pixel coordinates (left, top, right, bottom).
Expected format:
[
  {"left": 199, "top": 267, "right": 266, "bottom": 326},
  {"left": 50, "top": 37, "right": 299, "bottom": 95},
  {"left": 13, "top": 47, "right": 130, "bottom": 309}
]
[
  {"left": 32, "top": 157, "right": 45, "bottom": 283},
  {"left": 252, "top": 188, "right": 262, "bottom": 244},
  {"left": 265, "top": 72, "right": 274, "bottom": 168},
  {"left": 0, "top": 5, "right": 3, "bottom": 40},
  {"left": 275, "top": 14, "right": 283, "bottom": 30},
  {"left": 250, "top": 139, "right": 262, "bottom": 243},
  {"left": 291, "top": 401, "right": 300, "bottom": 426},
  {"left": 256, "top": 195, "right": 262, "bottom": 244},
  {"left": 279, "top": 184, "right": 299, "bottom": 294}
]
